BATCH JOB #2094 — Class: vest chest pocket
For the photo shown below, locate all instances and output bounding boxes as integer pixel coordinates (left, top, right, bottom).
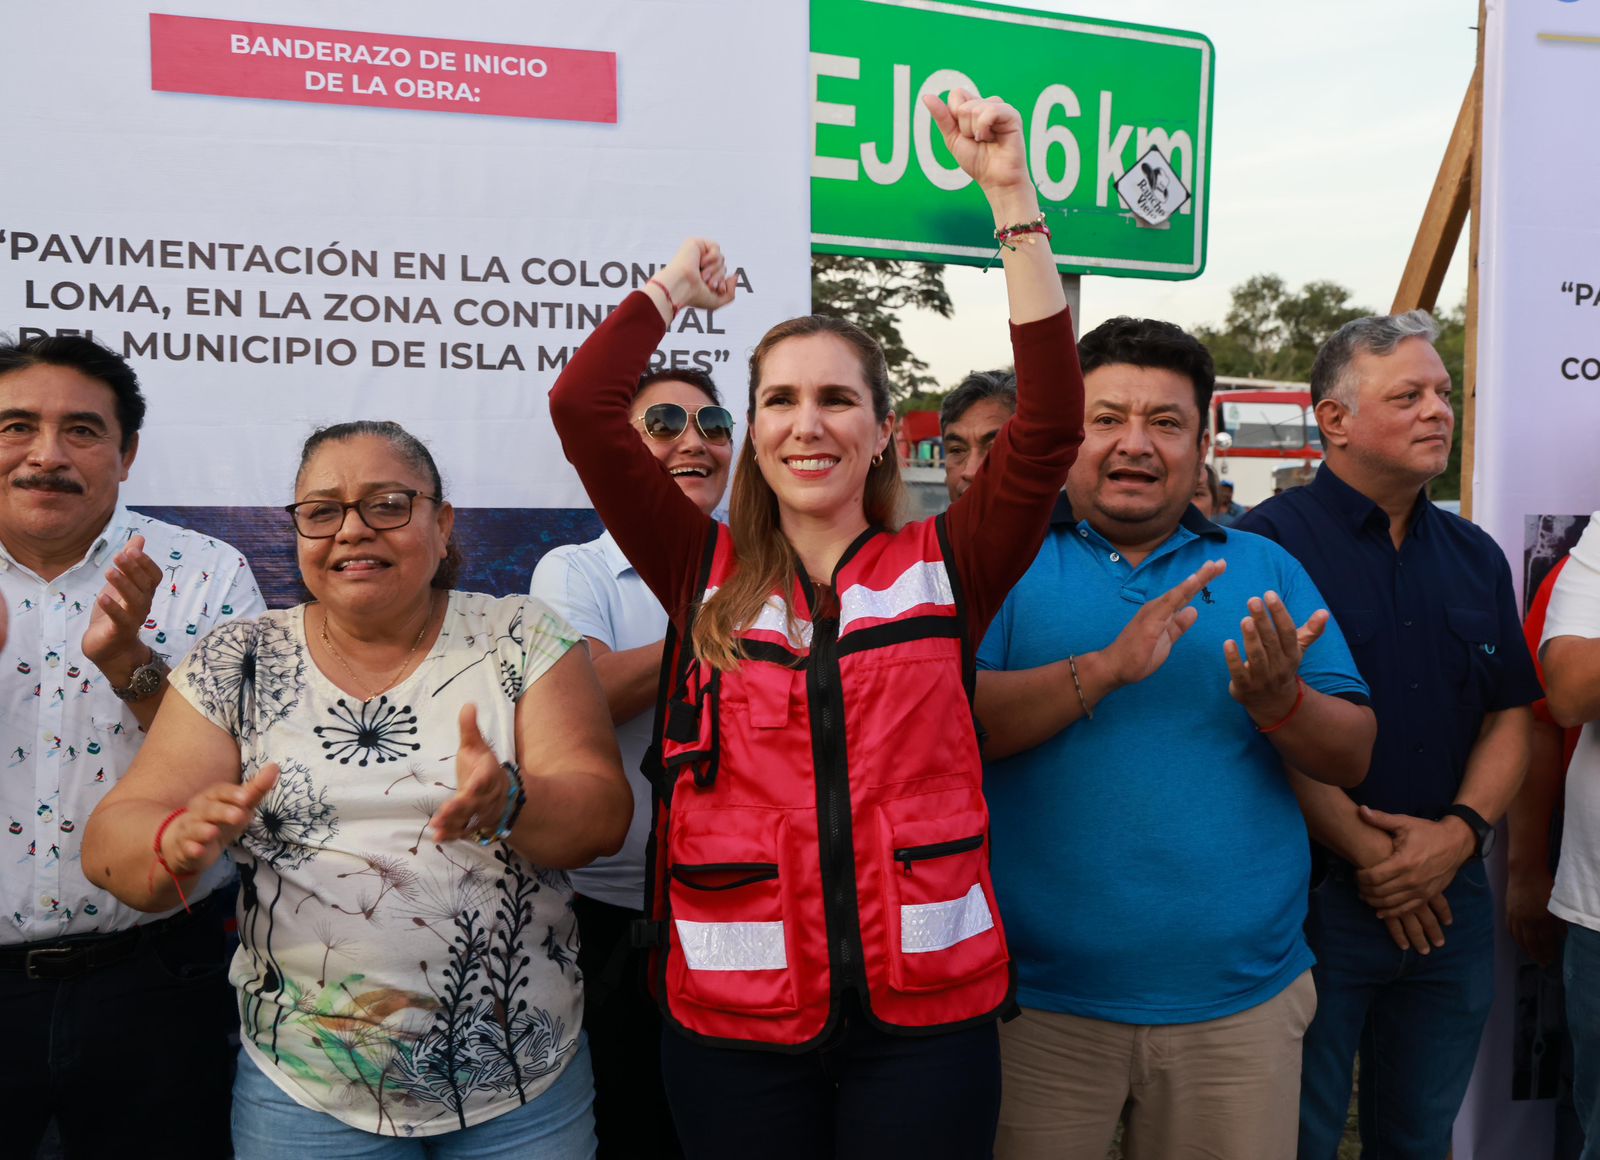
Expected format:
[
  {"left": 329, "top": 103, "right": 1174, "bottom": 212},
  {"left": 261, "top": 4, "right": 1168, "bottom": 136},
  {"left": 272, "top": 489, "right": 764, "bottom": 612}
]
[
  {"left": 879, "top": 810, "right": 1005, "bottom": 994},
  {"left": 666, "top": 812, "right": 798, "bottom": 1015}
]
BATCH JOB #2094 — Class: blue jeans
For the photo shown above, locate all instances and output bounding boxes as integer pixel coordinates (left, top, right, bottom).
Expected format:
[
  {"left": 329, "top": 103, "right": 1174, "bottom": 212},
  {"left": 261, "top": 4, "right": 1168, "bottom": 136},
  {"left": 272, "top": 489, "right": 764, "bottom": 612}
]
[
  {"left": 232, "top": 1037, "right": 596, "bottom": 1159},
  {"left": 1298, "top": 860, "right": 1495, "bottom": 1159},
  {"left": 1566, "top": 921, "right": 1600, "bottom": 1160}
]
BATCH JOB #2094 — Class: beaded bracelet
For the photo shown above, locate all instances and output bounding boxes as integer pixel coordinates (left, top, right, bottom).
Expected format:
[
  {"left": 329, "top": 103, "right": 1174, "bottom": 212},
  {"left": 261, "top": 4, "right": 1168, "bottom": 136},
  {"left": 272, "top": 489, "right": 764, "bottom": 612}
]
[
  {"left": 993, "top": 213, "right": 1052, "bottom": 250},
  {"left": 1067, "top": 655, "right": 1093, "bottom": 721},
  {"left": 151, "top": 807, "right": 194, "bottom": 914},
  {"left": 478, "top": 762, "right": 528, "bottom": 846}
]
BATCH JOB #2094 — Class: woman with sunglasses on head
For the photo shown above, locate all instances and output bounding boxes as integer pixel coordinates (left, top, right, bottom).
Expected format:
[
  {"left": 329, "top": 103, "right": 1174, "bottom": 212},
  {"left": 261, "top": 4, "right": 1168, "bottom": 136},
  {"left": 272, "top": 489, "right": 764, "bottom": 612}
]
[
  {"left": 532, "top": 367, "right": 733, "bottom": 1159},
  {"left": 83, "top": 420, "right": 630, "bottom": 1159},
  {"left": 550, "top": 89, "right": 1084, "bottom": 1159}
]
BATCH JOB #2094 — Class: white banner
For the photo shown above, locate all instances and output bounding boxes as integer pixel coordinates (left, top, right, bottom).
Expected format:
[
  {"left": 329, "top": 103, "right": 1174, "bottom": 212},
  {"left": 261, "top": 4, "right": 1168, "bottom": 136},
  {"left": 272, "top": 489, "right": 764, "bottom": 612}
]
[
  {"left": 1461, "top": 0, "right": 1600, "bottom": 1154},
  {"left": 0, "top": 1, "right": 809, "bottom": 523}
]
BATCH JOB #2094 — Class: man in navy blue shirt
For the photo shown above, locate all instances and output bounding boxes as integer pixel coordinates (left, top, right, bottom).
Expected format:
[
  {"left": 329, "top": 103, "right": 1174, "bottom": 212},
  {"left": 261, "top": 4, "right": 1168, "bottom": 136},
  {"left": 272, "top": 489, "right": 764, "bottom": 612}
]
[{"left": 1236, "top": 310, "right": 1540, "bottom": 1159}]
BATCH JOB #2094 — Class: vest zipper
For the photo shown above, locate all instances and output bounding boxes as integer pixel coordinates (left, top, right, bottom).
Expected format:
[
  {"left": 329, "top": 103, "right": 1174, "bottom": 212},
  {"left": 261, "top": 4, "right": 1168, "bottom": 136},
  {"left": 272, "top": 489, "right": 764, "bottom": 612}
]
[
  {"left": 895, "top": 834, "right": 984, "bottom": 875},
  {"left": 809, "top": 613, "right": 864, "bottom": 999}
]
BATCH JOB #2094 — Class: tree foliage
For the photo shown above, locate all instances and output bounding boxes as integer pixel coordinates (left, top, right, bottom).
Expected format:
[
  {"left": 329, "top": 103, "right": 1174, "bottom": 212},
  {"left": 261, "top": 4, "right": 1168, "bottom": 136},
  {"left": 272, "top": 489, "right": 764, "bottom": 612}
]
[
  {"left": 1195, "top": 274, "right": 1372, "bottom": 382},
  {"left": 811, "top": 254, "right": 952, "bottom": 400},
  {"left": 1197, "top": 273, "right": 1468, "bottom": 500}
]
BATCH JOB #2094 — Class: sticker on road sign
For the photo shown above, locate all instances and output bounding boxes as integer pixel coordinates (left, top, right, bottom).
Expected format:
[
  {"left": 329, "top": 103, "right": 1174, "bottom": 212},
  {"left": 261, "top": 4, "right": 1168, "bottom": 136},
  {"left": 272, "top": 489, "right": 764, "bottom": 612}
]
[{"left": 1115, "top": 146, "right": 1192, "bottom": 227}]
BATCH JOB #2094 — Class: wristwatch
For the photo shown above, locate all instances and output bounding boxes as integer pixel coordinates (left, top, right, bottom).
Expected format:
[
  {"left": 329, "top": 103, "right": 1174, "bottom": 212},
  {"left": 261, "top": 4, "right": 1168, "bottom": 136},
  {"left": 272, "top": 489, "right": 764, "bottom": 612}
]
[
  {"left": 1442, "top": 803, "right": 1496, "bottom": 860},
  {"left": 110, "top": 651, "right": 169, "bottom": 703}
]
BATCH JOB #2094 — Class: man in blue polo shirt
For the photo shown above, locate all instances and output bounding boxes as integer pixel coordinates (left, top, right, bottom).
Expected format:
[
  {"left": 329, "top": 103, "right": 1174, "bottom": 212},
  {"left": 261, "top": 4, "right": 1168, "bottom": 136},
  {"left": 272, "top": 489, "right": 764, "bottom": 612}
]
[
  {"left": 1236, "top": 311, "right": 1539, "bottom": 1159},
  {"left": 976, "top": 317, "right": 1376, "bottom": 1160}
]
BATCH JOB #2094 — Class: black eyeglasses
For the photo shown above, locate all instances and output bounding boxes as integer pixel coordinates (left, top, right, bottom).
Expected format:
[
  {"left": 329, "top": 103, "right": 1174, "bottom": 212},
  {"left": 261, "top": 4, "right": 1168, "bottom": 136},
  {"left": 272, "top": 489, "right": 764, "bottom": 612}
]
[
  {"left": 632, "top": 403, "right": 735, "bottom": 445},
  {"left": 285, "top": 490, "right": 440, "bottom": 539}
]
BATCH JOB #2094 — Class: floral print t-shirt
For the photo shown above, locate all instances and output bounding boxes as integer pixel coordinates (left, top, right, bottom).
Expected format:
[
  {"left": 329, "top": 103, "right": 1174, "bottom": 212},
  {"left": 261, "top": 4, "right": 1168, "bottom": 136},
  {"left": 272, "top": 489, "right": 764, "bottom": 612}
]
[{"left": 172, "top": 591, "right": 585, "bottom": 1137}]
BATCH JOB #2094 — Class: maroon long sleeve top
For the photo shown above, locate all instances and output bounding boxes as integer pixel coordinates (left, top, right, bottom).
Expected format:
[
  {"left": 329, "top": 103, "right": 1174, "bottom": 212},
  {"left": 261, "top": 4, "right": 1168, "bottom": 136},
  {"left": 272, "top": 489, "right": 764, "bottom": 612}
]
[{"left": 549, "top": 293, "right": 1083, "bottom": 643}]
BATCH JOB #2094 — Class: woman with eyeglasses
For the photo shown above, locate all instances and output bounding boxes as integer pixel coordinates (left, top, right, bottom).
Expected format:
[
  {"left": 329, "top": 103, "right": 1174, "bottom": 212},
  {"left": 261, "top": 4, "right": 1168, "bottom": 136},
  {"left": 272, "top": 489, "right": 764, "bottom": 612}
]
[
  {"left": 548, "top": 90, "right": 1084, "bottom": 1159},
  {"left": 83, "top": 420, "right": 630, "bottom": 1159},
  {"left": 531, "top": 366, "right": 733, "bottom": 1158}
]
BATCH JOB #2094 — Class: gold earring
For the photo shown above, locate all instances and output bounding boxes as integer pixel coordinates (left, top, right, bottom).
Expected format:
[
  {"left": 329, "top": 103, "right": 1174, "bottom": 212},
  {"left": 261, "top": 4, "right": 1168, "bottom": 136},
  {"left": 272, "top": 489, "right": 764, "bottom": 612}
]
[{"left": 872, "top": 452, "right": 883, "bottom": 466}]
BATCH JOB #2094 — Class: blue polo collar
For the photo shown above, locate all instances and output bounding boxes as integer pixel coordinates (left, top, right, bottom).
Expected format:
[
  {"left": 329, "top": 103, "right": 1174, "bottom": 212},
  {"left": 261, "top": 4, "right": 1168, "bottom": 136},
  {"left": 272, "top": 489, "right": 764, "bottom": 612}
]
[{"left": 1049, "top": 490, "right": 1228, "bottom": 542}]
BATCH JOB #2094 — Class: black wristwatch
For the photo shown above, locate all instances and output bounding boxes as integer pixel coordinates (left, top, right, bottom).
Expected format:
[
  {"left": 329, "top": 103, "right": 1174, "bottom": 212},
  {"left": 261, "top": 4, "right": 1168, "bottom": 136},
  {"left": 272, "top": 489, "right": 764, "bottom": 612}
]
[
  {"left": 111, "top": 651, "right": 169, "bottom": 703},
  {"left": 1442, "top": 803, "right": 1496, "bottom": 860}
]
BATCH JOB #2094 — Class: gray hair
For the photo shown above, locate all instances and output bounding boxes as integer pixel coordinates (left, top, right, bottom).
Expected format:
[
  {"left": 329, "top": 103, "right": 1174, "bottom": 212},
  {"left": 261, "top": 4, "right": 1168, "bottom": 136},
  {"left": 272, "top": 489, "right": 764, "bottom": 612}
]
[
  {"left": 1310, "top": 310, "right": 1440, "bottom": 411},
  {"left": 939, "top": 368, "right": 1017, "bottom": 434}
]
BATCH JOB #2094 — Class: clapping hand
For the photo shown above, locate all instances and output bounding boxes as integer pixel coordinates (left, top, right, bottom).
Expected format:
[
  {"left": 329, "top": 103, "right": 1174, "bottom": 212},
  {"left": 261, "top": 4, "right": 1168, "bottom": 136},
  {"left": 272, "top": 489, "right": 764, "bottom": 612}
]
[
  {"left": 1224, "top": 592, "right": 1327, "bottom": 725},
  {"left": 1102, "top": 561, "right": 1227, "bottom": 688},
  {"left": 162, "top": 763, "right": 281, "bottom": 878},
  {"left": 82, "top": 534, "right": 163, "bottom": 680},
  {"left": 432, "top": 704, "right": 521, "bottom": 845}
]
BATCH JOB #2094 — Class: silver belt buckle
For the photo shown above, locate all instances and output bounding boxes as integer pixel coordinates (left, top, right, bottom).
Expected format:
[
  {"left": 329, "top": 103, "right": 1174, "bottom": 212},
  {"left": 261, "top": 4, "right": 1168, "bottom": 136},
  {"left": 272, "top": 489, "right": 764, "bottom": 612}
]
[{"left": 24, "top": 945, "right": 79, "bottom": 980}]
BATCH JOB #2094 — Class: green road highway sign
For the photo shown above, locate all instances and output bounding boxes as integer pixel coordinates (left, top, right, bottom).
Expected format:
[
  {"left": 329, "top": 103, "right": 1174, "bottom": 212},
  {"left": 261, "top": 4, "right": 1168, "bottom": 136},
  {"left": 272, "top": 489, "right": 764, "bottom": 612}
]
[{"left": 811, "top": 0, "right": 1213, "bottom": 278}]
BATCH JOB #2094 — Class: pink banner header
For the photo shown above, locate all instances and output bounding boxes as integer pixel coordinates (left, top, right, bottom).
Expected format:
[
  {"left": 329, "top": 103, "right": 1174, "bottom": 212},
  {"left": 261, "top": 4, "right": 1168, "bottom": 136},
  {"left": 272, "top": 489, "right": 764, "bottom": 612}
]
[{"left": 150, "top": 14, "right": 617, "bottom": 123}]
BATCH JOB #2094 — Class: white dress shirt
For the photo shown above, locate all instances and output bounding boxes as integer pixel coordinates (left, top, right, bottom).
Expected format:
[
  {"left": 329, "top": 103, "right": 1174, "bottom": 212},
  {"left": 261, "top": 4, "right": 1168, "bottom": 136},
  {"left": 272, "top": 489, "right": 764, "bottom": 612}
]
[
  {"left": 0, "top": 506, "right": 265, "bottom": 941},
  {"left": 531, "top": 531, "right": 667, "bottom": 910}
]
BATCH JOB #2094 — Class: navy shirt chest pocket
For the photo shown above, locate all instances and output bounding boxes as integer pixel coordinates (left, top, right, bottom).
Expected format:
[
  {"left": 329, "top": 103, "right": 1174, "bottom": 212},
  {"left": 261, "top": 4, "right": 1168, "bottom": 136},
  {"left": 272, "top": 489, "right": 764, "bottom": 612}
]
[
  {"left": 1331, "top": 608, "right": 1378, "bottom": 653},
  {"left": 1442, "top": 606, "right": 1500, "bottom": 709}
]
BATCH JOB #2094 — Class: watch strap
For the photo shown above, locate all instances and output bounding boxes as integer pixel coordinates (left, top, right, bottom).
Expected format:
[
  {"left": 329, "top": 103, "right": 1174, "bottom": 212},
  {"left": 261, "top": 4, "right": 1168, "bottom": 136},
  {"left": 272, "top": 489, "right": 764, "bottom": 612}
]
[
  {"left": 111, "top": 650, "right": 169, "bottom": 702},
  {"left": 1442, "top": 803, "right": 1491, "bottom": 859}
]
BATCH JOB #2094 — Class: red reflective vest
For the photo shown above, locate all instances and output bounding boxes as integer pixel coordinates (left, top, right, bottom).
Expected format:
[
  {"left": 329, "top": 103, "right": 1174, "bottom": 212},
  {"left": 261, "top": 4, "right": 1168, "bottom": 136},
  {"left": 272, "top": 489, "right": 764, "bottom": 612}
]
[{"left": 643, "top": 515, "right": 1013, "bottom": 1049}]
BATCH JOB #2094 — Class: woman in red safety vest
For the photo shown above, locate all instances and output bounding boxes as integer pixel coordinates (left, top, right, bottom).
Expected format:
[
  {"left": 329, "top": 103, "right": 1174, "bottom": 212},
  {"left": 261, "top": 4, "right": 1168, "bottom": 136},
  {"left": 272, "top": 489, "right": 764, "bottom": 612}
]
[{"left": 549, "top": 88, "right": 1084, "bottom": 1160}]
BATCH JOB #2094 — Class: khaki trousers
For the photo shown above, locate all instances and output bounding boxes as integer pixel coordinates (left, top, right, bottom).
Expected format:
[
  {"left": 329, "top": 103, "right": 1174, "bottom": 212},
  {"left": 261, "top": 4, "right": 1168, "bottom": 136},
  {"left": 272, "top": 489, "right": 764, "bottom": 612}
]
[{"left": 996, "top": 969, "right": 1316, "bottom": 1160}]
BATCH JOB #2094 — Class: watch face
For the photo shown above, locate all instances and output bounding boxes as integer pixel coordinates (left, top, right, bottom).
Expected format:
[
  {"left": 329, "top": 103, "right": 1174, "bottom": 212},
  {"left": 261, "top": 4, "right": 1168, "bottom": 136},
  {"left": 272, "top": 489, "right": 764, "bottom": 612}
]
[{"left": 1479, "top": 824, "right": 1497, "bottom": 860}]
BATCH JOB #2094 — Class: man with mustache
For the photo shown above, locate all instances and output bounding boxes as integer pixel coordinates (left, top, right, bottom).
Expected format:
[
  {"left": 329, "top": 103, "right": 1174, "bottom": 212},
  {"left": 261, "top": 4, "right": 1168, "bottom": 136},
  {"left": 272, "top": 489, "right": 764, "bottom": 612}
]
[
  {"left": 0, "top": 335, "right": 264, "bottom": 1158},
  {"left": 1235, "top": 311, "right": 1540, "bottom": 1159},
  {"left": 973, "top": 316, "right": 1375, "bottom": 1160}
]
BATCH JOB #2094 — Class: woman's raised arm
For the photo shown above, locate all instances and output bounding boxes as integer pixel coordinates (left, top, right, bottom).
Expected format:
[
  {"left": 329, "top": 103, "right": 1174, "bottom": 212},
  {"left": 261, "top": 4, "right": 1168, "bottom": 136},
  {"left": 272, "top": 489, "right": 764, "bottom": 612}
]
[
  {"left": 928, "top": 88, "right": 1085, "bottom": 632},
  {"left": 923, "top": 89, "right": 1064, "bottom": 325},
  {"left": 548, "top": 239, "right": 735, "bottom": 616}
]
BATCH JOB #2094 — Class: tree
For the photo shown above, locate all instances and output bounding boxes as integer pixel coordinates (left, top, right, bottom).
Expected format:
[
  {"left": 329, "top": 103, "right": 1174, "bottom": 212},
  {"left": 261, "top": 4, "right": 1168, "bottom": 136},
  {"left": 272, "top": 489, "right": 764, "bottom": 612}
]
[
  {"left": 1197, "top": 275, "right": 1469, "bottom": 500},
  {"left": 811, "top": 254, "right": 952, "bottom": 400},
  {"left": 1196, "top": 274, "right": 1371, "bottom": 382},
  {"left": 1430, "top": 299, "right": 1467, "bottom": 501}
]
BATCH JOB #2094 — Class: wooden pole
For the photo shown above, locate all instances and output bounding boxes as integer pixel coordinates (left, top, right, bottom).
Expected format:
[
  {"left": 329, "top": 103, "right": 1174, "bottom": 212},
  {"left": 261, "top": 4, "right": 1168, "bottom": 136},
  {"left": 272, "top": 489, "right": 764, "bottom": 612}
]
[
  {"left": 1389, "top": 3, "right": 1485, "bottom": 520},
  {"left": 1459, "top": 1, "right": 1486, "bottom": 522},
  {"left": 1391, "top": 71, "right": 1478, "bottom": 315}
]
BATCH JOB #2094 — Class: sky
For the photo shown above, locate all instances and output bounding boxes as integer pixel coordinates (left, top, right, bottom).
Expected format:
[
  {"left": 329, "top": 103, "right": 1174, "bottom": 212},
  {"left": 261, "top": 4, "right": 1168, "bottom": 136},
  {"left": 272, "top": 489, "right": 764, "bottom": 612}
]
[{"left": 898, "top": 0, "right": 1480, "bottom": 389}]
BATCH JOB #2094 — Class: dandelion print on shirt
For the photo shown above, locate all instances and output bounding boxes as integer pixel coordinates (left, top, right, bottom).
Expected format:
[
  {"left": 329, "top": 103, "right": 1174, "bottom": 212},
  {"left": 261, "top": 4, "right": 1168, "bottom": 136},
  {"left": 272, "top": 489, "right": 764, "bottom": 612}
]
[{"left": 171, "top": 591, "right": 584, "bottom": 1137}]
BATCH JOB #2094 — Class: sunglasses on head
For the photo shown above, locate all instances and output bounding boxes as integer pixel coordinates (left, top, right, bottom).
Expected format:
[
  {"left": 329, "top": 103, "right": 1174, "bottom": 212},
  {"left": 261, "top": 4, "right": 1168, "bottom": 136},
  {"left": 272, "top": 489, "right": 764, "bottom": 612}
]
[{"left": 633, "top": 402, "right": 735, "bottom": 445}]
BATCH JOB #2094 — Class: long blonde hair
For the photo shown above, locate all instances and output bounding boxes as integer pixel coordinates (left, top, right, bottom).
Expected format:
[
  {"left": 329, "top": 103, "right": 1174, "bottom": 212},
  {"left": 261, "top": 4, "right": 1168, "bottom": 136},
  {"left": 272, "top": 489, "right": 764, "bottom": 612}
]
[{"left": 691, "top": 315, "right": 905, "bottom": 671}]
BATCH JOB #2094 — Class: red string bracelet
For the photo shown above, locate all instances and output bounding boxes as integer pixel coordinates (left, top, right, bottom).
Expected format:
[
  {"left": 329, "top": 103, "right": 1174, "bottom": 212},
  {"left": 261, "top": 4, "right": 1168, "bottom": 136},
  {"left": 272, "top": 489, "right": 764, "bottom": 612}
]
[
  {"left": 646, "top": 277, "right": 679, "bottom": 318},
  {"left": 152, "top": 807, "right": 193, "bottom": 914},
  {"left": 1256, "top": 679, "right": 1307, "bottom": 734}
]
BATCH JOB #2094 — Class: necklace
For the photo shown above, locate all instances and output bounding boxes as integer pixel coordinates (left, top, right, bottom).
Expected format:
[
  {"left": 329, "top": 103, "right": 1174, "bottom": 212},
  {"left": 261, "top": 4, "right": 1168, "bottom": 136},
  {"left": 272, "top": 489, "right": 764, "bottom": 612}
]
[{"left": 318, "top": 596, "right": 434, "bottom": 703}]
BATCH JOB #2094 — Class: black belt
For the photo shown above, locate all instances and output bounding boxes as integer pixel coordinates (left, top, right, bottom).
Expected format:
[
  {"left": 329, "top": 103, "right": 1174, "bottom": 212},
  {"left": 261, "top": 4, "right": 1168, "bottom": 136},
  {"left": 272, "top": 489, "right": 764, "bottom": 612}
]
[{"left": 0, "top": 896, "right": 218, "bottom": 981}]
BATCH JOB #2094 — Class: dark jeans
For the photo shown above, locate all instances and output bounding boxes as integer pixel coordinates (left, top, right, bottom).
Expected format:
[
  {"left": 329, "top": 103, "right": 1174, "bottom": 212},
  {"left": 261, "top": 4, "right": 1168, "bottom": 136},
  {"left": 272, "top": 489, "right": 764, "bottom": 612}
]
[
  {"left": 4, "top": 895, "right": 236, "bottom": 1160},
  {"left": 660, "top": 996, "right": 1001, "bottom": 1160},
  {"left": 574, "top": 893, "right": 682, "bottom": 1159},
  {"left": 1565, "top": 921, "right": 1600, "bottom": 1160},
  {"left": 1298, "top": 860, "right": 1495, "bottom": 1160}
]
